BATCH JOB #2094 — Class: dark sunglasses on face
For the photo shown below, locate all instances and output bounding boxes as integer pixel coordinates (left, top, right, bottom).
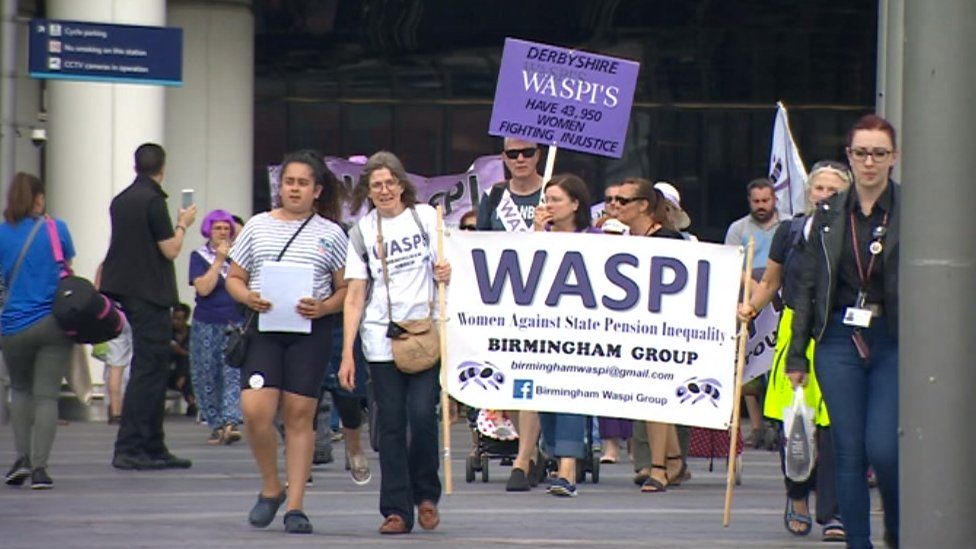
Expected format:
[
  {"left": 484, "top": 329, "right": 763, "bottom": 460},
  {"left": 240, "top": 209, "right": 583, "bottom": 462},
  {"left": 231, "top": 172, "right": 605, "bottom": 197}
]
[
  {"left": 460, "top": 225, "right": 476, "bottom": 231},
  {"left": 607, "top": 195, "right": 647, "bottom": 206},
  {"left": 503, "top": 147, "right": 538, "bottom": 160}
]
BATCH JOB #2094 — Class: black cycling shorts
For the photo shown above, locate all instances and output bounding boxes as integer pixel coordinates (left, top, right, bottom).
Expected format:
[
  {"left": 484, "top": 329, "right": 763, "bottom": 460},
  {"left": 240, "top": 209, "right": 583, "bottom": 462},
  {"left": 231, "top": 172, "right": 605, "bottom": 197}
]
[{"left": 240, "top": 315, "right": 334, "bottom": 398}]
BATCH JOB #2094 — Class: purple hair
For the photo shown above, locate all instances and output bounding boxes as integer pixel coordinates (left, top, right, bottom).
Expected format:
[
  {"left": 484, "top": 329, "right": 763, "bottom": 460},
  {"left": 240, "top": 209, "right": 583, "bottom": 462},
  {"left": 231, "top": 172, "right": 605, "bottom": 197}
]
[{"left": 200, "top": 209, "right": 237, "bottom": 239}]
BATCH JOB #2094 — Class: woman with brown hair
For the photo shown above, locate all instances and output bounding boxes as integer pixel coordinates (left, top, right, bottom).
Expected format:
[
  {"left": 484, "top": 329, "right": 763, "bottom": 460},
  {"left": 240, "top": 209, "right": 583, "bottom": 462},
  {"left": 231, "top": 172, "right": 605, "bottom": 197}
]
[
  {"left": 613, "top": 177, "right": 686, "bottom": 493},
  {"left": 0, "top": 173, "right": 75, "bottom": 490},
  {"left": 339, "top": 151, "right": 452, "bottom": 535}
]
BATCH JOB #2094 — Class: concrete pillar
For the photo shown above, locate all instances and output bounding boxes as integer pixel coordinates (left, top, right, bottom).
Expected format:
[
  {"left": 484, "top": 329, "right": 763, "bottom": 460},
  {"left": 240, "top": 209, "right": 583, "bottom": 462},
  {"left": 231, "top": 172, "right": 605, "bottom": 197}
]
[
  {"left": 900, "top": 1, "right": 976, "bottom": 547},
  {"left": 166, "top": 0, "right": 253, "bottom": 305},
  {"left": 45, "top": 0, "right": 166, "bottom": 281},
  {"left": 876, "top": 0, "right": 904, "bottom": 182}
]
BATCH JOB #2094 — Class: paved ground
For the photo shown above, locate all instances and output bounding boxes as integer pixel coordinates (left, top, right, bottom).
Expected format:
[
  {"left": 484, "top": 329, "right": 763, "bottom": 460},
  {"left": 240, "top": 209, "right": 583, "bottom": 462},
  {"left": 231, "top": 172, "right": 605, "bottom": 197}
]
[{"left": 0, "top": 402, "right": 885, "bottom": 548}]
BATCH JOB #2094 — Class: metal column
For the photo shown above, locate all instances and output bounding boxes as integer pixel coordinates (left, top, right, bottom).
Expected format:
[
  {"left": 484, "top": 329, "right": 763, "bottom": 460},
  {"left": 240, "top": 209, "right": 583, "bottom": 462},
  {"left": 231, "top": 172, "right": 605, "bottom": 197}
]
[{"left": 900, "top": 0, "right": 976, "bottom": 547}]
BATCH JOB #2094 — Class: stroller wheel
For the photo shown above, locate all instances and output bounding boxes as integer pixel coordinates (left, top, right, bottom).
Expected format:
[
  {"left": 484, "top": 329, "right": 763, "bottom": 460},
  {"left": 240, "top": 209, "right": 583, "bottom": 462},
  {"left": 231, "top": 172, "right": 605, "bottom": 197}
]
[
  {"left": 480, "top": 454, "right": 490, "bottom": 483},
  {"left": 465, "top": 455, "right": 476, "bottom": 483}
]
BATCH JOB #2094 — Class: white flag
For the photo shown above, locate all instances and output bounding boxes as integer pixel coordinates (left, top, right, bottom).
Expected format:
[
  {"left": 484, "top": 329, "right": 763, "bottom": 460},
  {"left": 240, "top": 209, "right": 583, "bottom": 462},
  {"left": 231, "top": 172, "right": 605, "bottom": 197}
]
[{"left": 768, "top": 102, "right": 808, "bottom": 218}]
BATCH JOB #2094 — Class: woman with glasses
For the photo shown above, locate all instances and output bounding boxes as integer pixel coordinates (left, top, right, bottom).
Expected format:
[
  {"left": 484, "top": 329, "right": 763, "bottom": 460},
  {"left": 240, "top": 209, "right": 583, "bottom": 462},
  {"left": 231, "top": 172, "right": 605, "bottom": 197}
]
[
  {"left": 226, "top": 150, "right": 349, "bottom": 534},
  {"left": 188, "top": 209, "right": 243, "bottom": 445},
  {"left": 612, "top": 177, "right": 687, "bottom": 493},
  {"left": 530, "top": 174, "right": 600, "bottom": 496},
  {"left": 339, "top": 151, "right": 452, "bottom": 535},
  {"left": 738, "top": 160, "right": 852, "bottom": 542},
  {"left": 788, "top": 115, "right": 901, "bottom": 549}
]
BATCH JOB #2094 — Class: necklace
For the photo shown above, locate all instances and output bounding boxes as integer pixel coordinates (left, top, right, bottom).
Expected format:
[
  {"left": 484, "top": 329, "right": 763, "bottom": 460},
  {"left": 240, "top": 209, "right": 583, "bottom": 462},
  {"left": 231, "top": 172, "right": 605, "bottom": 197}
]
[{"left": 642, "top": 222, "right": 661, "bottom": 236}]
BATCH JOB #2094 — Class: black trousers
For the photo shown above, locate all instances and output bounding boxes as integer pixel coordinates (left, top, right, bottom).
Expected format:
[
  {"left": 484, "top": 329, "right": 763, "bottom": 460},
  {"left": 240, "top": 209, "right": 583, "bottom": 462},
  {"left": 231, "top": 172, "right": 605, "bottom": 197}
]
[{"left": 113, "top": 297, "right": 172, "bottom": 458}]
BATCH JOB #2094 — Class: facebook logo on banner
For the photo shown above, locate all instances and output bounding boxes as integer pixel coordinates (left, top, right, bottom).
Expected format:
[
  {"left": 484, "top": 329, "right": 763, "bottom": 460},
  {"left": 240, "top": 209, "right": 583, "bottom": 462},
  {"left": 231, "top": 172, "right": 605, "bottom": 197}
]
[{"left": 513, "top": 379, "right": 534, "bottom": 400}]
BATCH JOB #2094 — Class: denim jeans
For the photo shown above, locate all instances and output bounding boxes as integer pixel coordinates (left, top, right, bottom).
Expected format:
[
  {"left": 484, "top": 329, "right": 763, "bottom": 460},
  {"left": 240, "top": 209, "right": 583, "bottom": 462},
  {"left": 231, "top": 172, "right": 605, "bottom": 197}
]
[
  {"left": 539, "top": 412, "right": 586, "bottom": 459},
  {"left": 368, "top": 361, "right": 441, "bottom": 529},
  {"left": 815, "top": 312, "right": 899, "bottom": 548}
]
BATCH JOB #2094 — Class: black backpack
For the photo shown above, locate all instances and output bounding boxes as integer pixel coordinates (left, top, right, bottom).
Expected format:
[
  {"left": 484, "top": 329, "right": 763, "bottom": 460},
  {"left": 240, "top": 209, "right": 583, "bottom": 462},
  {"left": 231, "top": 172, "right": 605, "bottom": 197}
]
[
  {"left": 52, "top": 276, "right": 125, "bottom": 344},
  {"left": 44, "top": 218, "right": 124, "bottom": 344}
]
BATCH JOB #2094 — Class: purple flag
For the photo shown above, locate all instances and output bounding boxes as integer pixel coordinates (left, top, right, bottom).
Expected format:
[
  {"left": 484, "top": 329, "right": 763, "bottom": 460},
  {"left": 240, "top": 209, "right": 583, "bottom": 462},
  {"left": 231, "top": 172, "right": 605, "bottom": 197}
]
[
  {"left": 268, "top": 155, "right": 505, "bottom": 226},
  {"left": 488, "top": 37, "right": 640, "bottom": 158}
]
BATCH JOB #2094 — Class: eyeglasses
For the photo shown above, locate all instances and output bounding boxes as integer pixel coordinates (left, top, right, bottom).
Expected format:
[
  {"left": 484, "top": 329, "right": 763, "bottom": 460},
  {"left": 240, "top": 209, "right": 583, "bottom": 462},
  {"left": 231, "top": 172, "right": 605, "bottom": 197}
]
[
  {"left": 847, "top": 148, "right": 893, "bottom": 162},
  {"left": 503, "top": 147, "right": 538, "bottom": 160},
  {"left": 369, "top": 178, "right": 400, "bottom": 192},
  {"left": 607, "top": 195, "right": 647, "bottom": 206},
  {"left": 460, "top": 225, "right": 476, "bottom": 231}
]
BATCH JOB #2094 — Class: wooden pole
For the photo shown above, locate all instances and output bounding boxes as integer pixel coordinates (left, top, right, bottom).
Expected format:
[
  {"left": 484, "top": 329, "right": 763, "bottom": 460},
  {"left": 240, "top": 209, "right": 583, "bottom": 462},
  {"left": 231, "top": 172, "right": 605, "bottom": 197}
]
[
  {"left": 436, "top": 205, "right": 453, "bottom": 494},
  {"left": 723, "top": 237, "right": 755, "bottom": 527}
]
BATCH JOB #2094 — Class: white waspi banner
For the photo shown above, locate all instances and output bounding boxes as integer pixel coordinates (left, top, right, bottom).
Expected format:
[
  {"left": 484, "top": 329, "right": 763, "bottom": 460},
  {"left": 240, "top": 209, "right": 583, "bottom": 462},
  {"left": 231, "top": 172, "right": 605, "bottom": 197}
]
[{"left": 444, "top": 231, "right": 744, "bottom": 429}]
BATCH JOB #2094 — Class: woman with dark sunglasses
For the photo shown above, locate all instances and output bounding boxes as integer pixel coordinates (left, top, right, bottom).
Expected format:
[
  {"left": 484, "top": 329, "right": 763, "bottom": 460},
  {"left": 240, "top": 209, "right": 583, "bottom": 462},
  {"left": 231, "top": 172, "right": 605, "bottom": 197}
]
[
  {"left": 612, "top": 177, "right": 687, "bottom": 493},
  {"left": 738, "top": 160, "right": 852, "bottom": 542},
  {"left": 787, "top": 115, "right": 901, "bottom": 549}
]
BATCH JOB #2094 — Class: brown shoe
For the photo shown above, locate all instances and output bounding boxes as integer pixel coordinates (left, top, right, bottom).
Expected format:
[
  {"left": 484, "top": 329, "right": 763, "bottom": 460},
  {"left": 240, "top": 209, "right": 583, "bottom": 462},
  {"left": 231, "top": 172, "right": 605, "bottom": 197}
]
[
  {"left": 417, "top": 500, "right": 440, "bottom": 530},
  {"left": 379, "top": 514, "right": 410, "bottom": 535}
]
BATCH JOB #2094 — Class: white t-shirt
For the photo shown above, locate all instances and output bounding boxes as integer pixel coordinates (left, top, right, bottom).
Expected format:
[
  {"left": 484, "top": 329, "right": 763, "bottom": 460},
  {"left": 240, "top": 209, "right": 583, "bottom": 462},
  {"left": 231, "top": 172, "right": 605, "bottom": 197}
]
[
  {"left": 345, "top": 205, "right": 437, "bottom": 362},
  {"left": 229, "top": 212, "right": 348, "bottom": 300}
]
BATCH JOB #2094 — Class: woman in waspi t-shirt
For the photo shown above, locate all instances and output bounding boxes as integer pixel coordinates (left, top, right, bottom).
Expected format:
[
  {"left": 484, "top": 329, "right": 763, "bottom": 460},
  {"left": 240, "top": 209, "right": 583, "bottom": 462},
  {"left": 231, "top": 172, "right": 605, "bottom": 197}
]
[{"left": 338, "top": 151, "right": 451, "bottom": 535}]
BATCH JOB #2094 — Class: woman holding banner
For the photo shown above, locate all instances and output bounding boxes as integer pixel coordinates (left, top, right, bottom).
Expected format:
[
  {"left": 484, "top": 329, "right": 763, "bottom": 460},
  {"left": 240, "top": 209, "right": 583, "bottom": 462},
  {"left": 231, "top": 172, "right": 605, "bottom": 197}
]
[
  {"left": 787, "top": 115, "right": 901, "bottom": 549},
  {"left": 338, "top": 151, "right": 452, "bottom": 535},
  {"left": 738, "top": 161, "right": 851, "bottom": 541},
  {"left": 531, "top": 174, "right": 599, "bottom": 497},
  {"left": 613, "top": 177, "right": 686, "bottom": 493}
]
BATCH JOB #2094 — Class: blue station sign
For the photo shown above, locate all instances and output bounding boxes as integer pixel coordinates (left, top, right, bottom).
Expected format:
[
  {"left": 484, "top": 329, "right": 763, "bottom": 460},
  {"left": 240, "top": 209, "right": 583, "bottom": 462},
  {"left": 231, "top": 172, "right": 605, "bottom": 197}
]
[{"left": 28, "top": 19, "right": 183, "bottom": 86}]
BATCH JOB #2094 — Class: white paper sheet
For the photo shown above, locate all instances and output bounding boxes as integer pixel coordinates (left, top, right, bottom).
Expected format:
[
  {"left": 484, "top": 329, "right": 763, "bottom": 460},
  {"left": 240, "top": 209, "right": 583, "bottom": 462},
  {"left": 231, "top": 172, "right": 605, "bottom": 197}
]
[{"left": 258, "top": 261, "right": 314, "bottom": 333}]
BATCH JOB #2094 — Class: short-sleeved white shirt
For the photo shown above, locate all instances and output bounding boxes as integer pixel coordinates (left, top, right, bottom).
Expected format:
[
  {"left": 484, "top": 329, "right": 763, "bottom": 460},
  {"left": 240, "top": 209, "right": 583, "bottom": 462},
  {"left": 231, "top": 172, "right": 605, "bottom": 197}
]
[
  {"left": 229, "top": 212, "right": 348, "bottom": 300},
  {"left": 345, "top": 205, "right": 437, "bottom": 362}
]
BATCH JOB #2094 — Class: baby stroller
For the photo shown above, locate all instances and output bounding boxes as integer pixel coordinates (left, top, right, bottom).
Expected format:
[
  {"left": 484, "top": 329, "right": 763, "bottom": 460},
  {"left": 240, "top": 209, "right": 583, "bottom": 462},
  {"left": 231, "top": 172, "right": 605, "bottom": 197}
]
[
  {"left": 540, "top": 415, "right": 601, "bottom": 484},
  {"left": 465, "top": 409, "right": 519, "bottom": 483}
]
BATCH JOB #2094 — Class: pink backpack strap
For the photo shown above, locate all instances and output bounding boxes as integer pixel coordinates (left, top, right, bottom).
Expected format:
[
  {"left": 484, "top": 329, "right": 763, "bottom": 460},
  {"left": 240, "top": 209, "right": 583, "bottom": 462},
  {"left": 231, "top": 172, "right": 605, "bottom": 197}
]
[{"left": 45, "top": 217, "right": 72, "bottom": 278}]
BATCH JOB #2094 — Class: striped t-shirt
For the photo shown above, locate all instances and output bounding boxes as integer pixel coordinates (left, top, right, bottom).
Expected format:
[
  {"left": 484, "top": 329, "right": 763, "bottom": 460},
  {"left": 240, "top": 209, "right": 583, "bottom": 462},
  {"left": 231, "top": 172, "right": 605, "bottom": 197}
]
[{"left": 229, "top": 212, "right": 348, "bottom": 300}]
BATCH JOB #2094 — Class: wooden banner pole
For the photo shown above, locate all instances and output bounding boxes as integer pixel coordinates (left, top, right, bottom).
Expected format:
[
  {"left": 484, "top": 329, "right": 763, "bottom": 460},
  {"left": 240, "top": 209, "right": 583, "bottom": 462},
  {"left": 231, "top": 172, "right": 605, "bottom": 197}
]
[
  {"left": 436, "top": 205, "right": 453, "bottom": 494},
  {"left": 723, "top": 236, "right": 755, "bottom": 526}
]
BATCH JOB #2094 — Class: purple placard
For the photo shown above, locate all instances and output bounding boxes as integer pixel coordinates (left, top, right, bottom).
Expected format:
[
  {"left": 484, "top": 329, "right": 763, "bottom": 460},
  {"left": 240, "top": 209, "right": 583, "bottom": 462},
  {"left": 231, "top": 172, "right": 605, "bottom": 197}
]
[
  {"left": 488, "top": 37, "right": 640, "bottom": 159},
  {"left": 268, "top": 155, "right": 505, "bottom": 226}
]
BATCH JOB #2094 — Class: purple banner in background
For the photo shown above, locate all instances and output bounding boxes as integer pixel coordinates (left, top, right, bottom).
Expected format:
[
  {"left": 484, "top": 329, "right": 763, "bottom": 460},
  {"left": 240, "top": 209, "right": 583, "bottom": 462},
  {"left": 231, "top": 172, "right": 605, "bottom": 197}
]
[
  {"left": 488, "top": 37, "right": 640, "bottom": 158},
  {"left": 268, "top": 155, "right": 505, "bottom": 226}
]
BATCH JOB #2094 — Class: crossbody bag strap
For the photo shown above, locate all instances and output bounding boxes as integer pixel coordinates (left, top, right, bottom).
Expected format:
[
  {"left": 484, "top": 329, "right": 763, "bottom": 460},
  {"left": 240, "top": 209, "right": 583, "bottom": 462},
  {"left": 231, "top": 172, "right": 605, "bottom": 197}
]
[
  {"left": 5, "top": 217, "right": 46, "bottom": 292},
  {"left": 45, "top": 217, "right": 73, "bottom": 278},
  {"left": 376, "top": 211, "right": 394, "bottom": 323}
]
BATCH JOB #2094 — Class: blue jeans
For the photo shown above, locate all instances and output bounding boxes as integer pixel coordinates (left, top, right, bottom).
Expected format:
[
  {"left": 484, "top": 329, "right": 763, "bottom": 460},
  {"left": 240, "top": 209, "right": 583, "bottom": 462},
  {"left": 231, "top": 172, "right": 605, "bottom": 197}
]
[
  {"left": 815, "top": 313, "right": 899, "bottom": 549},
  {"left": 368, "top": 361, "right": 441, "bottom": 529},
  {"left": 539, "top": 412, "right": 586, "bottom": 460}
]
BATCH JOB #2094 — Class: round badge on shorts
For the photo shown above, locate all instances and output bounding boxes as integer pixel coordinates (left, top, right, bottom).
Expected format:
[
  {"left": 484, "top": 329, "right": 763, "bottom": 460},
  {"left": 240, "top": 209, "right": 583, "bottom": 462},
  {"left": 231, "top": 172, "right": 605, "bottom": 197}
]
[{"left": 248, "top": 373, "right": 265, "bottom": 389}]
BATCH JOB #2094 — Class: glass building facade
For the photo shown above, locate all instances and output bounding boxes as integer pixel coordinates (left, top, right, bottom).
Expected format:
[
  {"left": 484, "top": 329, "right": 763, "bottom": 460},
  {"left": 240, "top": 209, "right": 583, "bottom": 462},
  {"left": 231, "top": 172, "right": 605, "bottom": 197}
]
[{"left": 254, "top": 0, "right": 877, "bottom": 241}]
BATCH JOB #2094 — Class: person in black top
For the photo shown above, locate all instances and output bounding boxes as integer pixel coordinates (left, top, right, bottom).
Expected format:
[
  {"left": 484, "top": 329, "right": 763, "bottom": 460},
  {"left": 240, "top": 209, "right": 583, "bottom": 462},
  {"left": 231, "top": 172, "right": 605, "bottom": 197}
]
[
  {"left": 614, "top": 177, "right": 687, "bottom": 494},
  {"left": 103, "top": 143, "right": 197, "bottom": 471},
  {"left": 788, "top": 115, "right": 901, "bottom": 549}
]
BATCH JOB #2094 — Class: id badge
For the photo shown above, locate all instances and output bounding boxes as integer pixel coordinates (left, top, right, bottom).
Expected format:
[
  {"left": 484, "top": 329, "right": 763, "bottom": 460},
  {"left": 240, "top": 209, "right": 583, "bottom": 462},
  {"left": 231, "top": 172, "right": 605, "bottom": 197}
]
[{"left": 843, "top": 307, "right": 872, "bottom": 328}]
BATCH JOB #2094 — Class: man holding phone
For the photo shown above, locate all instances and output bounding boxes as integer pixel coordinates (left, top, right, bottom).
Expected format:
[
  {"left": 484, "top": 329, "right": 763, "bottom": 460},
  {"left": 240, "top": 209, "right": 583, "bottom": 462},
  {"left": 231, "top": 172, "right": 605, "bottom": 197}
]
[{"left": 102, "top": 143, "right": 198, "bottom": 471}]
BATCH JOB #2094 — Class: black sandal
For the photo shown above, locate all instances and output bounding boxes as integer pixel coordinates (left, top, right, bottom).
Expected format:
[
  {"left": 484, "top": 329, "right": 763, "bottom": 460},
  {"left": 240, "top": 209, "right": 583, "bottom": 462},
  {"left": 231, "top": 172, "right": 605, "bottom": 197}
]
[
  {"left": 666, "top": 455, "right": 690, "bottom": 486},
  {"left": 640, "top": 464, "right": 668, "bottom": 493}
]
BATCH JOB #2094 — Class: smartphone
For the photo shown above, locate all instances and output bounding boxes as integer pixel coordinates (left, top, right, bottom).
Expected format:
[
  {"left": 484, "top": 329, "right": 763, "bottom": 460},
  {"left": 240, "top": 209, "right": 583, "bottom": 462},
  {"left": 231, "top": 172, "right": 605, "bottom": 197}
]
[{"left": 181, "top": 189, "right": 194, "bottom": 209}]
